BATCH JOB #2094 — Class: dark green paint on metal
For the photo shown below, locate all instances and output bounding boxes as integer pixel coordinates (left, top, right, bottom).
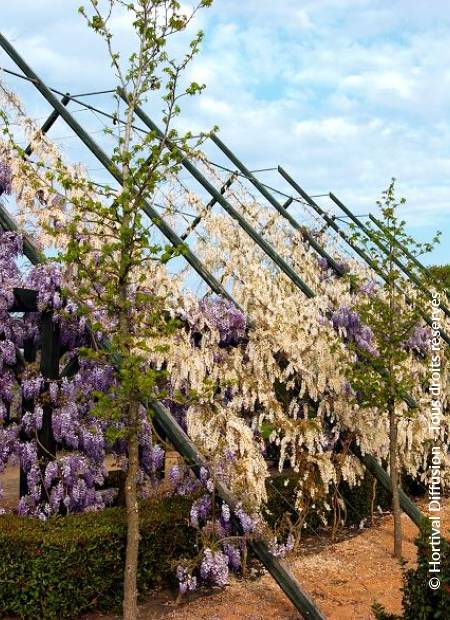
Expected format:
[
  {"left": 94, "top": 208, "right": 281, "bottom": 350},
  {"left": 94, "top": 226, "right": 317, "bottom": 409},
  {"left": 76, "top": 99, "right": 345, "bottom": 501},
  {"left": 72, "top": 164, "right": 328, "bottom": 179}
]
[
  {"left": 210, "top": 132, "right": 345, "bottom": 277},
  {"left": 330, "top": 193, "right": 450, "bottom": 318},
  {"left": 279, "top": 167, "right": 450, "bottom": 348},
  {"left": 351, "top": 444, "right": 425, "bottom": 528}
]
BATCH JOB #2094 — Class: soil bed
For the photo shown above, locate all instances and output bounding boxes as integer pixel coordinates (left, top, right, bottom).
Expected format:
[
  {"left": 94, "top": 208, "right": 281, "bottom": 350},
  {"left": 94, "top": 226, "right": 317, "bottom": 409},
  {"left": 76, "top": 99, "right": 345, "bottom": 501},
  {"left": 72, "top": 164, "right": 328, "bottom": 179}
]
[
  {"left": 2, "top": 464, "right": 448, "bottom": 619},
  {"left": 81, "top": 500, "right": 449, "bottom": 620}
]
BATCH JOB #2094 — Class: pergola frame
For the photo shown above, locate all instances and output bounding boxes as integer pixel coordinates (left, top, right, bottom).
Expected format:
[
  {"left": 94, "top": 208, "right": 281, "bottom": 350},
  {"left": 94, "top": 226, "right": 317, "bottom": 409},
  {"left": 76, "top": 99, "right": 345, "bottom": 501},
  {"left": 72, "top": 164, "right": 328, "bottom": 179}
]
[
  {"left": 0, "top": 31, "right": 428, "bottom": 523},
  {"left": 0, "top": 29, "right": 440, "bottom": 616}
]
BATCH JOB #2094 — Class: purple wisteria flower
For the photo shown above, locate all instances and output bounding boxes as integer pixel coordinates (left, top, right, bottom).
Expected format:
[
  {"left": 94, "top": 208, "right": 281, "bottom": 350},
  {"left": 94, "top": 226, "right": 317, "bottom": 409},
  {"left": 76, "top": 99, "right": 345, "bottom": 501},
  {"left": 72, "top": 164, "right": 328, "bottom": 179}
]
[
  {"left": 200, "top": 548, "right": 229, "bottom": 587},
  {"left": 317, "top": 257, "right": 329, "bottom": 271},
  {"left": 268, "top": 534, "right": 295, "bottom": 558},
  {"left": 0, "top": 161, "right": 12, "bottom": 195},
  {"left": 22, "top": 376, "right": 44, "bottom": 401},
  {"left": 190, "top": 494, "right": 212, "bottom": 528},
  {"left": 200, "top": 297, "right": 246, "bottom": 346},
  {"left": 25, "top": 263, "right": 63, "bottom": 310},
  {"left": 223, "top": 543, "right": 241, "bottom": 571},
  {"left": 221, "top": 502, "right": 231, "bottom": 523},
  {"left": 0, "top": 370, "right": 15, "bottom": 403},
  {"left": 234, "top": 503, "right": 257, "bottom": 534},
  {"left": 404, "top": 325, "right": 431, "bottom": 354},
  {"left": 18, "top": 440, "right": 37, "bottom": 472},
  {"left": 169, "top": 464, "right": 200, "bottom": 496},
  {"left": 0, "top": 232, "right": 22, "bottom": 310},
  {"left": 0, "top": 340, "right": 16, "bottom": 368},
  {"left": 359, "top": 279, "right": 377, "bottom": 297},
  {"left": 138, "top": 407, "right": 165, "bottom": 481},
  {"left": 331, "top": 305, "right": 378, "bottom": 356},
  {"left": 22, "top": 406, "right": 43, "bottom": 434},
  {"left": 176, "top": 566, "right": 198, "bottom": 594}
]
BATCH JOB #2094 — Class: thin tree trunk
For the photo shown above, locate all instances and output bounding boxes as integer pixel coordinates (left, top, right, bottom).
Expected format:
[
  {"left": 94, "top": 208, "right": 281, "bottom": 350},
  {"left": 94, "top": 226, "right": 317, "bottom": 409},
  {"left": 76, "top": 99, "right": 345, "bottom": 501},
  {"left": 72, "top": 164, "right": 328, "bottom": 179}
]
[
  {"left": 388, "top": 399, "right": 402, "bottom": 559},
  {"left": 123, "top": 403, "right": 140, "bottom": 620}
]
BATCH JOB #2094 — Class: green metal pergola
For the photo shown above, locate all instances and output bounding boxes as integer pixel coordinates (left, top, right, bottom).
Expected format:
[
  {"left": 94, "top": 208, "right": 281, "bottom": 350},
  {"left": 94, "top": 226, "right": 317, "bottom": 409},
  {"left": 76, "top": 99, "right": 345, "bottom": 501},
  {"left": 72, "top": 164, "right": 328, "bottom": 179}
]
[{"left": 0, "top": 29, "right": 439, "bottom": 617}]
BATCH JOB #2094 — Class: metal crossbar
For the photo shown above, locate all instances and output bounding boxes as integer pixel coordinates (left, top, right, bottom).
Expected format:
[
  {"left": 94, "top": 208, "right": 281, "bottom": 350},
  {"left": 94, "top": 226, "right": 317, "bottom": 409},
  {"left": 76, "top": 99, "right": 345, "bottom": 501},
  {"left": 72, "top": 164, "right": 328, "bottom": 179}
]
[
  {"left": 329, "top": 193, "right": 450, "bottom": 317},
  {"left": 278, "top": 167, "right": 450, "bottom": 347},
  {"left": 0, "top": 33, "right": 430, "bottom": 602}
]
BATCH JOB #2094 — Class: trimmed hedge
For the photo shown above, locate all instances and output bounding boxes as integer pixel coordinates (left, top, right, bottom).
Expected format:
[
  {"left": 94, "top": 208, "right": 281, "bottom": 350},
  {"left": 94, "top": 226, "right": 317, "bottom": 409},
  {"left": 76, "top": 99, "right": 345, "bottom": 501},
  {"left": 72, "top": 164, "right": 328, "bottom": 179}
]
[
  {"left": 0, "top": 496, "right": 196, "bottom": 619},
  {"left": 373, "top": 527, "right": 450, "bottom": 619},
  {"left": 0, "top": 470, "right": 430, "bottom": 619}
]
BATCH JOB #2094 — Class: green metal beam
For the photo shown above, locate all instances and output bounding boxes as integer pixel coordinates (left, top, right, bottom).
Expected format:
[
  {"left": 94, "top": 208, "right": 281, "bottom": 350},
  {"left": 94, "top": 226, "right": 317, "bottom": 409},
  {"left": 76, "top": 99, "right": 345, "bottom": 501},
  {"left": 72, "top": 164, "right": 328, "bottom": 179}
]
[
  {"left": 118, "top": 88, "right": 316, "bottom": 299},
  {"left": 0, "top": 32, "right": 238, "bottom": 306},
  {"left": 0, "top": 200, "right": 43, "bottom": 265},
  {"left": 180, "top": 173, "right": 236, "bottom": 241},
  {"left": 279, "top": 167, "right": 450, "bottom": 348},
  {"left": 370, "top": 213, "right": 450, "bottom": 301},
  {"left": 329, "top": 193, "right": 450, "bottom": 319},
  {"left": 209, "top": 133, "right": 346, "bottom": 277},
  {"left": 24, "top": 94, "right": 71, "bottom": 157},
  {"left": 350, "top": 445, "right": 425, "bottom": 527}
]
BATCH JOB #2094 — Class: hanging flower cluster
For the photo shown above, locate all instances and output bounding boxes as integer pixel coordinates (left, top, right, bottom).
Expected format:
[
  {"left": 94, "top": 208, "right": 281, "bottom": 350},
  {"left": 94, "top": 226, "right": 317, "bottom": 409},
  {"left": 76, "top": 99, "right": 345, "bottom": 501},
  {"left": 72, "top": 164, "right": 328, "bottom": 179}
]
[{"left": 0, "top": 83, "right": 449, "bottom": 592}]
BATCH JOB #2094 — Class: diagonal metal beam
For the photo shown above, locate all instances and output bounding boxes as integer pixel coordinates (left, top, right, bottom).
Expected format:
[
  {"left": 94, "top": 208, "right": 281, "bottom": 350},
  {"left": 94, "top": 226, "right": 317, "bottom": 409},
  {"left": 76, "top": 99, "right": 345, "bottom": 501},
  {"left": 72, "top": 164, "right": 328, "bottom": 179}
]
[
  {"left": 369, "top": 213, "right": 450, "bottom": 301},
  {"left": 24, "top": 93, "right": 71, "bottom": 156},
  {"left": 209, "top": 133, "right": 346, "bottom": 278},
  {"left": 180, "top": 173, "right": 236, "bottom": 241},
  {"left": 329, "top": 193, "right": 450, "bottom": 318},
  {"left": 350, "top": 445, "right": 424, "bottom": 526},
  {"left": 279, "top": 166, "right": 450, "bottom": 348},
  {"left": 0, "top": 197, "right": 43, "bottom": 264}
]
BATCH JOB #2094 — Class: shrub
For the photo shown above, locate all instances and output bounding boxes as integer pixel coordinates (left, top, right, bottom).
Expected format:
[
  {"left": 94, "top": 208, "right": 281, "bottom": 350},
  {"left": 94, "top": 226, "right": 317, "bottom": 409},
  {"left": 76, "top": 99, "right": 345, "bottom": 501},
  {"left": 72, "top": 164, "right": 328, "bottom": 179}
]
[
  {"left": 0, "top": 495, "right": 195, "bottom": 619},
  {"left": 373, "top": 526, "right": 450, "bottom": 619},
  {"left": 265, "top": 471, "right": 393, "bottom": 532},
  {"left": 428, "top": 265, "right": 450, "bottom": 292}
]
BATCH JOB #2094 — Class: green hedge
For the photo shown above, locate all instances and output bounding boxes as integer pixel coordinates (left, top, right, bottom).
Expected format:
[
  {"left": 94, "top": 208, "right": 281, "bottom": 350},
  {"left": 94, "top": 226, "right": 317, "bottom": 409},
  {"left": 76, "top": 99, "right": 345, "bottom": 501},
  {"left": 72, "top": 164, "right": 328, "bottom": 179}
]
[
  {"left": 373, "top": 527, "right": 450, "bottom": 619},
  {"left": 0, "top": 496, "right": 196, "bottom": 619},
  {"left": 0, "top": 470, "right": 430, "bottom": 619}
]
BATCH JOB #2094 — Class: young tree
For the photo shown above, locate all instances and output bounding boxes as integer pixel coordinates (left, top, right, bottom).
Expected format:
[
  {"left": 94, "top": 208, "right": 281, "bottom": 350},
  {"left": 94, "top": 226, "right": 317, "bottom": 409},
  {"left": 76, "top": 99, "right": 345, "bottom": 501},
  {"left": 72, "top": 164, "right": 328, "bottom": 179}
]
[
  {"left": 345, "top": 179, "right": 440, "bottom": 559},
  {"left": 16, "top": 1, "right": 213, "bottom": 617},
  {"left": 427, "top": 264, "right": 450, "bottom": 294}
]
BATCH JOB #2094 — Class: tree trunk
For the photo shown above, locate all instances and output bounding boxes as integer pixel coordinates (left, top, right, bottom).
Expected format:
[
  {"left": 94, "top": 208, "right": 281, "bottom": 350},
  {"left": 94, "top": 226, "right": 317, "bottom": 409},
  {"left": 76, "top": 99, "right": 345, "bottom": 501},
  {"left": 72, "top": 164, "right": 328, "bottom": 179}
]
[
  {"left": 388, "top": 399, "right": 402, "bottom": 559},
  {"left": 123, "top": 404, "right": 140, "bottom": 620}
]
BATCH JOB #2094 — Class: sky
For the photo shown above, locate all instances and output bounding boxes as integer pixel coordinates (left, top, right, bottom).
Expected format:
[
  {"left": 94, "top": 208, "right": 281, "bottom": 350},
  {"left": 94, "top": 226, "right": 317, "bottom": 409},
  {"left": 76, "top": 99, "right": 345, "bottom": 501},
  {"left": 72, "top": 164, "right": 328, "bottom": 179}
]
[{"left": 1, "top": 0, "right": 449, "bottom": 265}]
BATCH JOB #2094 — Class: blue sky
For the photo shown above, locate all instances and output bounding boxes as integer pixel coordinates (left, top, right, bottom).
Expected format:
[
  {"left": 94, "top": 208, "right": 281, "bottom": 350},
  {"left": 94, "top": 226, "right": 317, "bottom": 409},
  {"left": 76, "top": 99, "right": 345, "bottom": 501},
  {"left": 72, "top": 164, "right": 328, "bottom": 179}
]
[{"left": 1, "top": 0, "right": 450, "bottom": 265}]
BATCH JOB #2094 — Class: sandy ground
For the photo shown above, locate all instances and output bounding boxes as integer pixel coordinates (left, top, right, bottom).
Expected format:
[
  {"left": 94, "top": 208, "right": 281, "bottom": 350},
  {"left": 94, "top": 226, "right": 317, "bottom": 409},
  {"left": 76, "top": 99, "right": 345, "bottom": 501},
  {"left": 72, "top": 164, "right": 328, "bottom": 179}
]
[
  {"left": 2, "top": 464, "right": 448, "bottom": 620},
  {"left": 83, "top": 501, "right": 449, "bottom": 620}
]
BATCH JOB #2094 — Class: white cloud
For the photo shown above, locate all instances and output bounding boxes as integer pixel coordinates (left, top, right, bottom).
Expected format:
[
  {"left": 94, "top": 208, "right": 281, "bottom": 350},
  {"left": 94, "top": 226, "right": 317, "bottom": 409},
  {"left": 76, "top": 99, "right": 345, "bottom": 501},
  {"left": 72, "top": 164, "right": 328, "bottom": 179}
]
[{"left": 0, "top": 0, "right": 449, "bottom": 264}]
